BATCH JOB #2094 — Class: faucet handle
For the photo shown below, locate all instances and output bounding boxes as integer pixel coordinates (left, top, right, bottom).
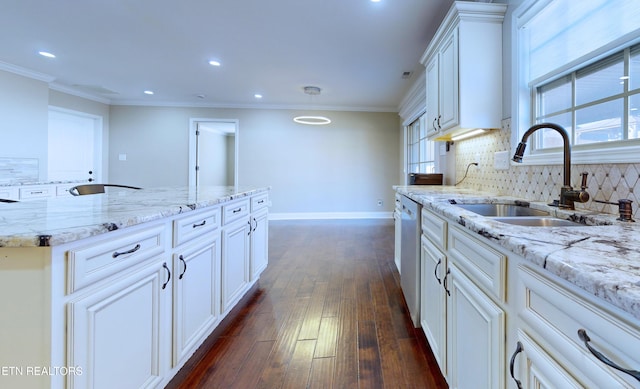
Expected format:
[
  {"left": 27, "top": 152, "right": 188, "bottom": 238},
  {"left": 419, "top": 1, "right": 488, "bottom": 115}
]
[{"left": 580, "top": 172, "right": 589, "bottom": 190}]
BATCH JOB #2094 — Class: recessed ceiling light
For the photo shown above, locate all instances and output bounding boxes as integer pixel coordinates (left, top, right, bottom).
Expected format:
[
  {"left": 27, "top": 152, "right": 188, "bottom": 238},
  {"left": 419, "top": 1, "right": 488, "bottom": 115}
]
[
  {"left": 371, "top": 0, "right": 381, "bottom": 2},
  {"left": 209, "top": 60, "right": 221, "bottom": 67},
  {"left": 254, "top": 94, "right": 263, "bottom": 99},
  {"left": 144, "top": 90, "right": 154, "bottom": 95},
  {"left": 38, "top": 51, "right": 56, "bottom": 58}
]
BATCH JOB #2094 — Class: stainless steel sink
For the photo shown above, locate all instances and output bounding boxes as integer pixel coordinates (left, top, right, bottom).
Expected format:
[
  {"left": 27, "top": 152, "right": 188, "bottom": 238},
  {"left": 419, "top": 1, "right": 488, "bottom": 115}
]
[
  {"left": 455, "top": 203, "right": 550, "bottom": 217},
  {"left": 491, "top": 217, "right": 584, "bottom": 227}
]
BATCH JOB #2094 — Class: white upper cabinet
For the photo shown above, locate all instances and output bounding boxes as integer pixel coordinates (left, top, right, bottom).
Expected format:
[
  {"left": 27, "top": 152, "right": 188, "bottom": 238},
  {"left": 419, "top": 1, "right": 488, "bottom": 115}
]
[{"left": 420, "top": 1, "right": 506, "bottom": 141}]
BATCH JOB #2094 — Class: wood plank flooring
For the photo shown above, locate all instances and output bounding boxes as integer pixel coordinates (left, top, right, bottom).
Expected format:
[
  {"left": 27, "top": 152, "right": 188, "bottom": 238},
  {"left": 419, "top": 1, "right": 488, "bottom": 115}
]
[{"left": 169, "top": 219, "right": 448, "bottom": 389}]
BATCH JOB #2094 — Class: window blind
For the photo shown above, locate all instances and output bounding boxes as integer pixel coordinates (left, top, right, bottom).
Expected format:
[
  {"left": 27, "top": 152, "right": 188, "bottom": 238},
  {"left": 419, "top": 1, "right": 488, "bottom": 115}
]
[{"left": 523, "top": 0, "right": 640, "bottom": 84}]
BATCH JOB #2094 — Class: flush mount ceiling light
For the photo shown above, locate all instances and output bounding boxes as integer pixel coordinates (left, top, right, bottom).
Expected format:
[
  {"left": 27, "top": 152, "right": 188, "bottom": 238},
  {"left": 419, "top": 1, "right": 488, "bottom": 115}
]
[
  {"left": 293, "top": 116, "right": 331, "bottom": 125},
  {"left": 293, "top": 86, "right": 331, "bottom": 125}
]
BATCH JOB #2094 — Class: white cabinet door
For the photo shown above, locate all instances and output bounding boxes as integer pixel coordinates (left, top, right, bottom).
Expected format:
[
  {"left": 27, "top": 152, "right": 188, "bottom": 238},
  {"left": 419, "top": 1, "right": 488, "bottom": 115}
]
[
  {"left": 420, "top": 236, "right": 447, "bottom": 374},
  {"left": 425, "top": 54, "right": 440, "bottom": 138},
  {"left": 394, "top": 209, "right": 402, "bottom": 273},
  {"left": 250, "top": 207, "right": 269, "bottom": 281},
  {"left": 438, "top": 28, "right": 459, "bottom": 131},
  {"left": 221, "top": 218, "right": 250, "bottom": 313},
  {"left": 509, "top": 330, "right": 582, "bottom": 389},
  {"left": 173, "top": 235, "right": 221, "bottom": 365},
  {"left": 67, "top": 259, "right": 171, "bottom": 389},
  {"left": 447, "top": 263, "right": 505, "bottom": 389}
]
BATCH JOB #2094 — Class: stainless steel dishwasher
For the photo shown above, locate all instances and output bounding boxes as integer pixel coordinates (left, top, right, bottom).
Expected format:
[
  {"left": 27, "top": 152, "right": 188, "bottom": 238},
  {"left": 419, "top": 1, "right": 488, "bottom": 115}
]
[{"left": 400, "top": 195, "right": 421, "bottom": 328}]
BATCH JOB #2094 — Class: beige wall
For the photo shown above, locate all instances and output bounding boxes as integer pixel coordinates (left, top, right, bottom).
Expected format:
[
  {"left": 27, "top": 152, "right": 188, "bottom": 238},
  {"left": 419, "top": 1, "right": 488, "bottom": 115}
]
[
  {"left": 109, "top": 105, "right": 400, "bottom": 216},
  {"left": 0, "top": 71, "right": 111, "bottom": 181},
  {"left": 0, "top": 71, "right": 49, "bottom": 179}
]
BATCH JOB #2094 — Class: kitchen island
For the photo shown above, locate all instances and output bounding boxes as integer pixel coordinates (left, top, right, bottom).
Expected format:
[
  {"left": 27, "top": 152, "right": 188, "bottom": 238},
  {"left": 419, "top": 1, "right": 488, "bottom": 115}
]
[
  {"left": 396, "top": 185, "right": 640, "bottom": 388},
  {"left": 0, "top": 185, "right": 270, "bottom": 389}
]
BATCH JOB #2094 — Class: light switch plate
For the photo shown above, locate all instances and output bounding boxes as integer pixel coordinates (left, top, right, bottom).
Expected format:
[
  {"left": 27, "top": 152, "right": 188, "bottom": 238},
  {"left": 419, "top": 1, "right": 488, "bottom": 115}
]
[{"left": 494, "top": 151, "right": 510, "bottom": 170}]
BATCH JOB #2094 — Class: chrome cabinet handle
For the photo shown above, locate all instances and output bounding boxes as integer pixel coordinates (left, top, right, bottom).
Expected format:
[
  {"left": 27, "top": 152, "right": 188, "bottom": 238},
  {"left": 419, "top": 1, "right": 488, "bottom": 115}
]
[
  {"left": 112, "top": 243, "right": 141, "bottom": 258},
  {"left": 434, "top": 259, "right": 442, "bottom": 284},
  {"left": 443, "top": 268, "right": 451, "bottom": 296},
  {"left": 509, "top": 341, "right": 524, "bottom": 389},
  {"left": 162, "top": 262, "right": 171, "bottom": 289},
  {"left": 578, "top": 329, "right": 640, "bottom": 382},
  {"left": 178, "top": 255, "right": 187, "bottom": 279},
  {"left": 192, "top": 220, "right": 206, "bottom": 228}
]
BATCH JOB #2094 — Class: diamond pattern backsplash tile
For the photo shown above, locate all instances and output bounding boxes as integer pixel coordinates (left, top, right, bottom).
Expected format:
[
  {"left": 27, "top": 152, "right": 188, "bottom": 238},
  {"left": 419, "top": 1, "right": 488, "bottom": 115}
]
[{"left": 455, "top": 119, "right": 640, "bottom": 218}]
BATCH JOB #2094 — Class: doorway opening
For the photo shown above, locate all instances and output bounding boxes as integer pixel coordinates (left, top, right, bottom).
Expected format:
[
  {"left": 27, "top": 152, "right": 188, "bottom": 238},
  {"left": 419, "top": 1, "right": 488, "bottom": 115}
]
[{"left": 188, "top": 118, "right": 239, "bottom": 187}]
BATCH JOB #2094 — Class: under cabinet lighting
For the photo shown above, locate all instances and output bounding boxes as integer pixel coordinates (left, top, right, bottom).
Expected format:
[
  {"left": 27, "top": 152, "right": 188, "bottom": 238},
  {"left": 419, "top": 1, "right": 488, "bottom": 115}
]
[{"left": 450, "top": 129, "right": 488, "bottom": 141}]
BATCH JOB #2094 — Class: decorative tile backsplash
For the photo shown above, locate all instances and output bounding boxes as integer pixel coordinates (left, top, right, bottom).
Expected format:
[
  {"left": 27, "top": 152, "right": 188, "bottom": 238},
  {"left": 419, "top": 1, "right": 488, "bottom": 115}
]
[
  {"left": 0, "top": 157, "right": 39, "bottom": 185},
  {"left": 455, "top": 119, "right": 640, "bottom": 218}
]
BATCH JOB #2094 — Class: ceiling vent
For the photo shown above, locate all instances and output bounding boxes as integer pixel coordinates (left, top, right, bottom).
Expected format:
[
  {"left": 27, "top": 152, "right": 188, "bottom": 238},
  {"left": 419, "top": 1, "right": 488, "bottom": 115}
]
[
  {"left": 401, "top": 71, "right": 412, "bottom": 79},
  {"left": 72, "top": 84, "right": 119, "bottom": 95}
]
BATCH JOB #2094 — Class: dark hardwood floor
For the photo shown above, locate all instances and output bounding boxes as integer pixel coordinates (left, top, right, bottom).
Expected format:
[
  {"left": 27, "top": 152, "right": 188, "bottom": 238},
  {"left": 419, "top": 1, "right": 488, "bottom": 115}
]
[{"left": 170, "top": 219, "right": 448, "bottom": 389}]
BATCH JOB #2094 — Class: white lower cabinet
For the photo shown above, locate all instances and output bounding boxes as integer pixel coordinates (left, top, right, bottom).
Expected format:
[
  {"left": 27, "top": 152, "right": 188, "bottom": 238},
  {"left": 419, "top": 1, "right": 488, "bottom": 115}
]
[
  {"left": 420, "top": 208, "right": 506, "bottom": 388},
  {"left": 510, "top": 330, "right": 582, "bottom": 389},
  {"left": 221, "top": 215, "right": 251, "bottom": 313},
  {"left": 250, "top": 207, "right": 269, "bottom": 281},
  {"left": 446, "top": 262, "right": 505, "bottom": 389},
  {"left": 172, "top": 234, "right": 221, "bottom": 365},
  {"left": 67, "top": 258, "right": 172, "bottom": 389},
  {"left": 512, "top": 265, "right": 640, "bottom": 389},
  {"left": 420, "top": 235, "right": 447, "bottom": 373}
]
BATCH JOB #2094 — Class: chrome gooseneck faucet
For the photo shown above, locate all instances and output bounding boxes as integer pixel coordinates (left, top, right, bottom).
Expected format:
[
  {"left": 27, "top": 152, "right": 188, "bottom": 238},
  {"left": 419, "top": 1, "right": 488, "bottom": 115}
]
[{"left": 512, "top": 123, "right": 590, "bottom": 209}]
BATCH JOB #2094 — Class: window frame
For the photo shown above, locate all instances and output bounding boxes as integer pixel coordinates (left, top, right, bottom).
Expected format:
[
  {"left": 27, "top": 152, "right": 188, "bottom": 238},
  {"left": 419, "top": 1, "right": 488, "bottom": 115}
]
[
  {"left": 406, "top": 114, "right": 436, "bottom": 176},
  {"left": 511, "top": 0, "right": 640, "bottom": 165}
]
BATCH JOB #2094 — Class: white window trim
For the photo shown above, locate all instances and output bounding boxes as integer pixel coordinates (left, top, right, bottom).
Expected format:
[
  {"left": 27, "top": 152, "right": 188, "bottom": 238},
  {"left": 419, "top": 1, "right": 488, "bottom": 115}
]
[{"left": 510, "top": 0, "right": 640, "bottom": 165}]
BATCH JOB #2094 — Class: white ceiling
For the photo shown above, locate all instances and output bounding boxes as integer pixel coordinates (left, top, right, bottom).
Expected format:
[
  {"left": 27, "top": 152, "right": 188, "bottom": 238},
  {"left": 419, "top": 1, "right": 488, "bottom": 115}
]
[{"left": 0, "top": 0, "right": 457, "bottom": 112}]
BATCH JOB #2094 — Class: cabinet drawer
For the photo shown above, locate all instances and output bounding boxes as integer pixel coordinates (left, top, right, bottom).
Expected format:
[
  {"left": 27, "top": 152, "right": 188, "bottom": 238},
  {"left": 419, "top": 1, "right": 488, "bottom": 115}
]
[
  {"left": 173, "top": 207, "right": 220, "bottom": 247},
  {"left": 518, "top": 265, "right": 640, "bottom": 388},
  {"left": 56, "top": 183, "right": 76, "bottom": 196},
  {"left": 19, "top": 185, "right": 55, "bottom": 199},
  {"left": 251, "top": 193, "right": 269, "bottom": 212},
  {"left": 0, "top": 187, "right": 19, "bottom": 201},
  {"left": 447, "top": 224, "right": 505, "bottom": 302},
  {"left": 67, "top": 224, "right": 166, "bottom": 293},
  {"left": 222, "top": 199, "right": 250, "bottom": 225},
  {"left": 421, "top": 208, "right": 447, "bottom": 249}
]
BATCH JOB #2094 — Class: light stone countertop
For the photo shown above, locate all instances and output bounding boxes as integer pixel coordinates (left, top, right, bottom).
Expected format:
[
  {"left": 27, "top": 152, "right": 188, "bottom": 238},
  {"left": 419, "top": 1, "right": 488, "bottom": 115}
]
[
  {"left": 395, "top": 185, "right": 640, "bottom": 321},
  {"left": 0, "top": 185, "right": 269, "bottom": 248}
]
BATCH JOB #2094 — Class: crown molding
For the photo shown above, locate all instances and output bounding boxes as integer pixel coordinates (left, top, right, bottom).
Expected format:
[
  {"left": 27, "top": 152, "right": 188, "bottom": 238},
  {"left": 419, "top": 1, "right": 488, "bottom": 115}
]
[{"left": 0, "top": 61, "right": 56, "bottom": 83}]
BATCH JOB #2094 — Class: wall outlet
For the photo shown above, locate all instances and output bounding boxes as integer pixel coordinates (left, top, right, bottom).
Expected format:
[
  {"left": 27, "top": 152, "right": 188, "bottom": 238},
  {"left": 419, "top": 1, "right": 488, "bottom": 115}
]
[
  {"left": 377, "top": 199, "right": 383, "bottom": 207},
  {"left": 494, "top": 151, "right": 510, "bottom": 170}
]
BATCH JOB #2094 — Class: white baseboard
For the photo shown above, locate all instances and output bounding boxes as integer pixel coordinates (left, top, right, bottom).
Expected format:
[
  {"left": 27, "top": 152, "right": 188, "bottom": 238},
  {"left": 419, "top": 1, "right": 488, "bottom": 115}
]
[{"left": 269, "top": 211, "right": 393, "bottom": 220}]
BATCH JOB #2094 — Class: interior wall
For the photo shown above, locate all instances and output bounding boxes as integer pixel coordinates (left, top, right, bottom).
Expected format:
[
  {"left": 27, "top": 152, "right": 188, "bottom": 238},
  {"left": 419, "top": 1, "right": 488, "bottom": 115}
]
[
  {"left": 108, "top": 105, "right": 400, "bottom": 217},
  {"left": 0, "top": 71, "right": 49, "bottom": 180}
]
